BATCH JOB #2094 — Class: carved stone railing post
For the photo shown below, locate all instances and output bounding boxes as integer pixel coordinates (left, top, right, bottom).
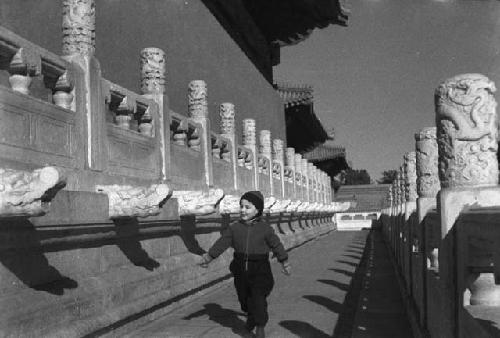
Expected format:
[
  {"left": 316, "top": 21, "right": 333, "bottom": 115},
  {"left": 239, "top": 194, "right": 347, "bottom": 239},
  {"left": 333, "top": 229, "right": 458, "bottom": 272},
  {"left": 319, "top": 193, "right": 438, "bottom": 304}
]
[
  {"left": 243, "top": 118, "right": 258, "bottom": 189},
  {"left": 294, "top": 154, "right": 303, "bottom": 201},
  {"left": 436, "top": 74, "right": 498, "bottom": 189},
  {"left": 435, "top": 74, "right": 500, "bottom": 327},
  {"left": 220, "top": 103, "right": 237, "bottom": 192},
  {"left": 403, "top": 151, "right": 417, "bottom": 292},
  {"left": 319, "top": 171, "right": 324, "bottom": 204},
  {"left": 404, "top": 151, "right": 417, "bottom": 220},
  {"left": 140, "top": 47, "right": 168, "bottom": 181},
  {"left": 62, "top": 0, "right": 106, "bottom": 170},
  {"left": 62, "top": 0, "right": 95, "bottom": 56},
  {"left": 327, "top": 175, "right": 332, "bottom": 203},
  {"left": 259, "top": 130, "right": 272, "bottom": 194},
  {"left": 285, "top": 147, "right": 296, "bottom": 199},
  {"left": 415, "top": 127, "right": 440, "bottom": 271},
  {"left": 302, "top": 159, "right": 310, "bottom": 203},
  {"left": 308, "top": 163, "right": 315, "bottom": 203},
  {"left": 272, "top": 139, "right": 285, "bottom": 198},
  {"left": 188, "top": 80, "right": 213, "bottom": 188}
]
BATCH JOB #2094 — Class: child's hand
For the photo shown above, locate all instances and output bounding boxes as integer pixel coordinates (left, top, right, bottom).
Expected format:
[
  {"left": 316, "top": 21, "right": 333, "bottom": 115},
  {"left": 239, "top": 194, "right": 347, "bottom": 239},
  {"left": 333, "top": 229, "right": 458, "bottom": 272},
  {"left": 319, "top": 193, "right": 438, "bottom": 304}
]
[
  {"left": 281, "top": 261, "right": 291, "bottom": 276},
  {"left": 199, "top": 253, "right": 213, "bottom": 268}
]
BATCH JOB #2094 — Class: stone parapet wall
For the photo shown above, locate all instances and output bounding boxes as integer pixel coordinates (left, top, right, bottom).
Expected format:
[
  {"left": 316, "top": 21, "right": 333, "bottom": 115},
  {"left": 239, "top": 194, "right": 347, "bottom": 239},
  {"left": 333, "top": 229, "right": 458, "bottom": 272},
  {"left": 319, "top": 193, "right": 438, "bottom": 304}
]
[
  {"left": 0, "top": 190, "right": 336, "bottom": 336},
  {"left": 380, "top": 73, "right": 500, "bottom": 338}
]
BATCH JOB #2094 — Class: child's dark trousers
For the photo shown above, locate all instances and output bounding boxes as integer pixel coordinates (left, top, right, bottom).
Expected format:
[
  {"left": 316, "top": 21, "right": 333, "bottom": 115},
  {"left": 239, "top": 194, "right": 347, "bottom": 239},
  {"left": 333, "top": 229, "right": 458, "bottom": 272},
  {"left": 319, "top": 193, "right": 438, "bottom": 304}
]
[{"left": 230, "top": 253, "right": 274, "bottom": 326}]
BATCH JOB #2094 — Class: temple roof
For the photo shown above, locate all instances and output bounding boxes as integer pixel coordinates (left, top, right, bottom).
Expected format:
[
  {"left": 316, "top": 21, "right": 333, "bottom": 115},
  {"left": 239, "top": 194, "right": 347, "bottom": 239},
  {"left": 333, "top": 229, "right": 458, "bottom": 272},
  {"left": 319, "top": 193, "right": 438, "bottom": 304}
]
[
  {"left": 303, "top": 142, "right": 346, "bottom": 162},
  {"left": 335, "top": 184, "right": 391, "bottom": 213},
  {"left": 202, "top": 0, "right": 348, "bottom": 82},
  {"left": 275, "top": 83, "right": 341, "bottom": 156},
  {"left": 242, "top": 0, "right": 349, "bottom": 47},
  {"left": 276, "top": 83, "right": 314, "bottom": 108}
]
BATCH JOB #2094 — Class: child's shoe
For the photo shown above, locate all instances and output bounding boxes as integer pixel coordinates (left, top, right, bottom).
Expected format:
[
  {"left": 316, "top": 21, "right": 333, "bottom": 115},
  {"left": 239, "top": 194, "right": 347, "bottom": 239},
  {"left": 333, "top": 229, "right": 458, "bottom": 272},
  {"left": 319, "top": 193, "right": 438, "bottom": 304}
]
[
  {"left": 255, "top": 325, "right": 265, "bottom": 338},
  {"left": 245, "top": 318, "right": 255, "bottom": 332}
]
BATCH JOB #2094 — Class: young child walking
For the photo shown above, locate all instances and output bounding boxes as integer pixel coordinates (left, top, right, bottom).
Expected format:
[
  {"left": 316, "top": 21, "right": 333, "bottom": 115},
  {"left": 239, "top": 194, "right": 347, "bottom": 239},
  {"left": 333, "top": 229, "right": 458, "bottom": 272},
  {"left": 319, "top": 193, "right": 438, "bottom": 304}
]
[{"left": 199, "top": 190, "right": 291, "bottom": 338}]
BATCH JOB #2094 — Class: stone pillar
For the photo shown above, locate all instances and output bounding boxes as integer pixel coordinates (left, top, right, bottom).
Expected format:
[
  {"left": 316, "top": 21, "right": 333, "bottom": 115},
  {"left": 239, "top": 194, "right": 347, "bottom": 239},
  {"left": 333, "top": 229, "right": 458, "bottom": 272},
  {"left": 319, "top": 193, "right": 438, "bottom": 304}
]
[
  {"left": 259, "top": 130, "right": 272, "bottom": 195},
  {"left": 273, "top": 139, "right": 285, "bottom": 198},
  {"left": 285, "top": 147, "right": 296, "bottom": 200},
  {"left": 404, "top": 152, "right": 417, "bottom": 293},
  {"left": 308, "top": 163, "right": 315, "bottom": 203},
  {"left": 140, "top": 47, "right": 168, "bottom": 181},
  {"left": 188, "top": 80, "right": 213, "bottom": 188},
  {"left": 436, "top": 74, "right": 498, "bottom": 189},
  {"left": 220, "top": 103, "right": 237, "bottom": 192},
  {"left": 294, "top": 154, "right": 303, "bottom": 201},
  {"left": 415, "top": 127, "right": 440, "bottom": 268},
  {"left": 435, "top": 74, "right": 500, "bottom": 334},
  {"left": 62, "top": 0, "right": 106, "bottom": 170},
  {"left": 327, "top": 176, "right": 332, "bottom": 202},
  {"left": 62, "top": 0, "right": 95, "bottom": 56},
  {"left": 243, "top": 118, "right": 258, "bottom": 189},
  {"left": 302, "top": 159, "right": 310, "bottom": 203}
]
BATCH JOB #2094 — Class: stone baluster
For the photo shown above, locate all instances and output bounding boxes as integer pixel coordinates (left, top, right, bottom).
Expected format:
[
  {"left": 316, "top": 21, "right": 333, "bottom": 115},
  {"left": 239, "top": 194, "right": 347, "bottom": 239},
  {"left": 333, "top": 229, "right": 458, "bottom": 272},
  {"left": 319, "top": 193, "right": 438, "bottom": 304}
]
[
  {"left": 140, "top": 47, "right": 168, "bottom": 180},
  {"left": 415, "top": 127, "right": 440, "bottom": 270},
  {"left": 8, "top": 47, "right": 41, "bottom": 95},
  {"left": 435, "top": 74, "right": 500, "bottom": 315},
  {"left": 188, "top": 80, "right": 213, "bottom": 188},
  {"left": 273, "top": 139, "right": 285, "bottom": 198},
  {"left": 220, "top": 103, "right": 237, "bottom": 192},
  {"left": 114, "top": 96, "right": 135, "bottom": 129},
  {"left": 243, "top": 118, "right": 258, "bottom": 189},
  {"left": 62, "top": 0, "right": 106, "bottom": 170},
  {"left": 52, "top": 71, "right": 74, "bottom": 110}
]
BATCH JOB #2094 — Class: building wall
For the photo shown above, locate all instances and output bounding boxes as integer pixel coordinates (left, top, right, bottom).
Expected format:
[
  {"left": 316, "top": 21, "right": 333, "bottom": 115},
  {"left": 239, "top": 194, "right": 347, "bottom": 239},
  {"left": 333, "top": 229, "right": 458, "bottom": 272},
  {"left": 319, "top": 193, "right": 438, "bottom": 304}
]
[
  {"left": 335, "top": 212, "right": 380, "bottom": 231},
  {"left": 0, "top": 0, "right": 285, "bottom": 143}
]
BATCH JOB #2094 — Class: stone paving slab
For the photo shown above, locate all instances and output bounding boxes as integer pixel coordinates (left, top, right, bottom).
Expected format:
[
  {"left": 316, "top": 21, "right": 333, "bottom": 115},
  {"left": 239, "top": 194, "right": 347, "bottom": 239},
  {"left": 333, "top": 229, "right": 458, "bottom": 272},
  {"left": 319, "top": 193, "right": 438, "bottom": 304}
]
[{"left": 109, "top": 230, "right": 412, "bottom": 338}]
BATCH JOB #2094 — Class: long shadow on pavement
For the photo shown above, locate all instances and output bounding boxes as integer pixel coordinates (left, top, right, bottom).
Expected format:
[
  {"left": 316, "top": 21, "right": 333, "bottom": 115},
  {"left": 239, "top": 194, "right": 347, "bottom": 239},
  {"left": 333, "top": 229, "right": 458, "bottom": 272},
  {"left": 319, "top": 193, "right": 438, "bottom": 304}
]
[
  {"left": 182, "top": 303, "right": 251, "bottom": 338},
  {"left": 329, "top": 268, "right": 354, "bottom": 278},
  {"left": 317, "top": 279, "right": 350, "bottom": 292},
  {"left": 280, "top": 320, "right": 330, "bottom": 338},
  {"left": 303, "top": 295, "right": 344, "bottom": 313},
  {"left": 332, "top": 231, "right": 372, "bottom": 338},
  {"left": 279, "top": 231, "right": 371, "bottom": 338}
]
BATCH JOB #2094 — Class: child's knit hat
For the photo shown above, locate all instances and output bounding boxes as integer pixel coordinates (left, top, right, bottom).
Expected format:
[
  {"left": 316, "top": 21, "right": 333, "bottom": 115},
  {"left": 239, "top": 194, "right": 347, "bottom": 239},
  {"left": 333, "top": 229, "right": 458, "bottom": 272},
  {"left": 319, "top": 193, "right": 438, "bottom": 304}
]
[{"left": 240, "top": 190, "right": 264, "bottom": 216}]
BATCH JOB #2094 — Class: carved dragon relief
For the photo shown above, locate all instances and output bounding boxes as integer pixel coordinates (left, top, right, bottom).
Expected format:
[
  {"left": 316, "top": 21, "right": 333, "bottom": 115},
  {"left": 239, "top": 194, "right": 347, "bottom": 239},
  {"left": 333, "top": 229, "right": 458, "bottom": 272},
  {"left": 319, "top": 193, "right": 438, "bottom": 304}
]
[
  {"left": 172, "top": 188, "right": 224, "bottom": 216},
  {"left": 219, "top": 194, "right": 240, "bottom": 214},
  {"left": 435, "top": 74, "right": 498, "bottom": 187},
  {"left": 96, "top": 183, "right": 171, "bottom": 219},
  {"left": 0, "top": 167, "right": 66, "bottom": 217}
]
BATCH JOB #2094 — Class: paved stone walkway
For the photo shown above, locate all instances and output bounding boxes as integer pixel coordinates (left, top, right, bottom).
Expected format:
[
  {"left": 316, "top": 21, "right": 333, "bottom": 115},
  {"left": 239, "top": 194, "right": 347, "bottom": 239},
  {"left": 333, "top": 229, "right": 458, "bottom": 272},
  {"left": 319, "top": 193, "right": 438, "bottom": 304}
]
[{"left": 115, "top": 230, "right": 412, "bottom": 338}]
